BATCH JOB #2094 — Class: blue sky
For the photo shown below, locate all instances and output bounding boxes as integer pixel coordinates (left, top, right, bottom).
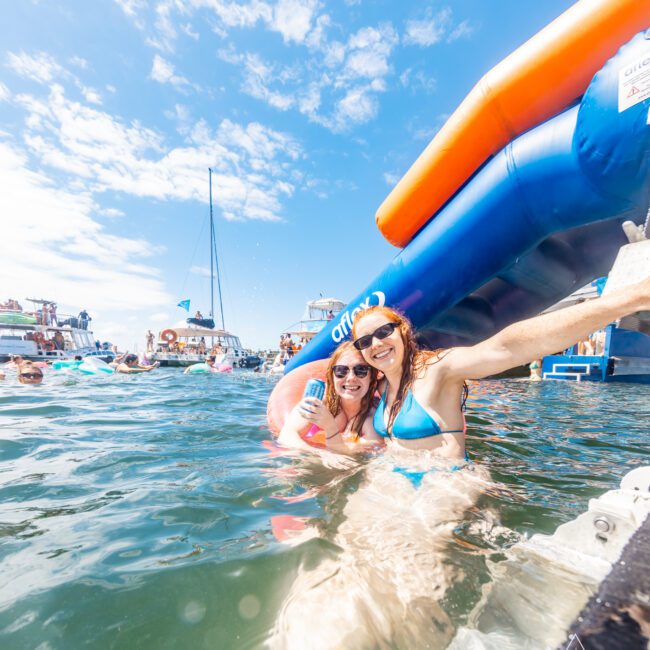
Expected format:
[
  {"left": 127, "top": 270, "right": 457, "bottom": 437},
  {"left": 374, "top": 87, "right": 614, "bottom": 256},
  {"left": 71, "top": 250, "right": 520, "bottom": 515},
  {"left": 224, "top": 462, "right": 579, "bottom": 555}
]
[{"left": 0, "top": 0, "right": 574, "bottom": 351}]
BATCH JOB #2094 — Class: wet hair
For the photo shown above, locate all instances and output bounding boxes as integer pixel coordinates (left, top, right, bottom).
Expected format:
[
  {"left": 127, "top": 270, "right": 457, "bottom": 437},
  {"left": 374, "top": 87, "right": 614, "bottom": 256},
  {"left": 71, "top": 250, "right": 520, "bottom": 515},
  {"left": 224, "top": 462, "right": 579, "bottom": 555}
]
[
  {"left": 323, "top": 341, "right": 378, "bottom": 439},
  {"left": 352, "top": 305, "right": 468, "bottom": 435},
  {"left": 207, "top": 355, "right": 216, "bottom": 363},
  {"left": 19, "top": 361, "right": 43, "bottom": 377},
  {"left": 124, "top": 354, "right": 138, "bottom": 364},
  {"left": 74, "top": 356, "right": 82, "bottom": 361}
]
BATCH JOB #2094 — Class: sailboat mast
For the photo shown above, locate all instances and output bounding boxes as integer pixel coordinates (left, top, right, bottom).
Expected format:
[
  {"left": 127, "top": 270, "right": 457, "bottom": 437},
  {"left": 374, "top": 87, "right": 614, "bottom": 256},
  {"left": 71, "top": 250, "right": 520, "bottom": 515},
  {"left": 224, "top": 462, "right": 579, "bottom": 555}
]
[
  {"left": 208, "top": 168, "right": 226, "bottom": 330},
  {"left": 209, "top": 168, "right": 215, "bottom": 322}
]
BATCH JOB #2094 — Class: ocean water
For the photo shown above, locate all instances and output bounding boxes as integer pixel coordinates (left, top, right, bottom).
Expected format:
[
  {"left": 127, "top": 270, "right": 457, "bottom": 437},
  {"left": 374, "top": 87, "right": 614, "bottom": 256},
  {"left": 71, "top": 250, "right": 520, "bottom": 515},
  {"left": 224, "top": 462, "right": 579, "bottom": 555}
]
[{"left": 0, "top": 369, "right": 648, "bottom": 649}]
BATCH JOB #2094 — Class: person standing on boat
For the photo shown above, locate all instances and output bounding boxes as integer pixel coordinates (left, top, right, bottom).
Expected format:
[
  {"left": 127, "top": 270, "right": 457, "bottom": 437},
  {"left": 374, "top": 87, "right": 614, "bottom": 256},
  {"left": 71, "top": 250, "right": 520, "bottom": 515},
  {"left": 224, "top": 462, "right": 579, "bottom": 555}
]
[
  {"left": 146, "top": 330, "right": 154, "bottom": 353},
  {"left": 78, "top": 309, "right": 91, "bottom": 330},
  {"left": 49, "top": 303, "right": 58, "bottom": 327}
]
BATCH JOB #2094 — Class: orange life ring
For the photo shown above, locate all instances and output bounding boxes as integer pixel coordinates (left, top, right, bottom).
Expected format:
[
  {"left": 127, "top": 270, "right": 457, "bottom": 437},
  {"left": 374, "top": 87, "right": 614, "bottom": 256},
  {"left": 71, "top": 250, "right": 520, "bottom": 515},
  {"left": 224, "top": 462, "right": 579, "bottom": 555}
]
[
  {"left": 42, "top": 341, "right": 55, "bottom": 352},
  {"left": 32, "top": 332, "right": 46, "bottom": 345},
  {"left": 161, "top": 329, "right": 178, "bottom": 344}
]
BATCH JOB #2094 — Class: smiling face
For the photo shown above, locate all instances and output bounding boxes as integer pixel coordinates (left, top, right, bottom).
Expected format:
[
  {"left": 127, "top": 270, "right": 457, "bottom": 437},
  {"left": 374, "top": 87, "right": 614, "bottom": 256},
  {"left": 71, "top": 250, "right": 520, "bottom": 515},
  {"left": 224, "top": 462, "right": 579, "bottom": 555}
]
[
  {"left": 330, "top": 348, "right": 371, "bottom": 403},
  {"left": 353, "top": 311, "right": 405, "bottom": 373}
]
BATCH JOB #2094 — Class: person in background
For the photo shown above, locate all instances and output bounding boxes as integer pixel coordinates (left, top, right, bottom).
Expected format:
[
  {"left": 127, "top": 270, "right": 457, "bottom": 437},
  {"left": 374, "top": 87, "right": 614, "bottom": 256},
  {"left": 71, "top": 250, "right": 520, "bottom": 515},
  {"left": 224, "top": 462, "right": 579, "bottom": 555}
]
[
  {"left": 15, "top": 359, "right": 44, "bottom": 385},
  {"left": 49, "top": 303, "right": 58, "bottom": 326},
  {"left": 53, "top": 331, "right": 65, "bottom": 351},
  {"left": 198, "top": 337, "right": 206, "bottom": 355},
  {"left": 116, "top": 354, "right": 159, "bottom": 374},
  {"left": 528, "top": 359, "right": 543, "bottom": 381},
  {"left": 146, "top": 330, "right": 154, "bottom": 352},
  {"left": 79, "top": 309, "right": 91, "bottom": 330},
  {"left": 195, "top": 310, "right": 203, "bottom": 319}
]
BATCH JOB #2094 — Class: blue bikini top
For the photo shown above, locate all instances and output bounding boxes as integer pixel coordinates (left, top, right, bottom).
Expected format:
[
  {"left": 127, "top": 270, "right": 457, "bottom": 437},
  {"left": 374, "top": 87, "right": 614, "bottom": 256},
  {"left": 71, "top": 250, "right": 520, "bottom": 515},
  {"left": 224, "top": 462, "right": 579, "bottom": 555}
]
[{"left": 373, "top": 387, "right": 465, "bottom": 440}]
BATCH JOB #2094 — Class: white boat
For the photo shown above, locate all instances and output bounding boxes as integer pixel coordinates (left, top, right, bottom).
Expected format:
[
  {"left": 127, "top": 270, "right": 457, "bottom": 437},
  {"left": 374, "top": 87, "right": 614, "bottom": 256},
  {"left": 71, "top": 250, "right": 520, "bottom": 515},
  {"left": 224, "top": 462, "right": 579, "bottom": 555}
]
[
  {"left": 283, "top": 297, "right": 345, "bottom": 342},
  {"left": 150, "top": 324, "right": 252, "bottom": 367},
  {"left": 0, "top": 302, "right": 98, "bottom": 362},
  {"left": 150, "top": 168, "right": 259, "bottom": 369}
]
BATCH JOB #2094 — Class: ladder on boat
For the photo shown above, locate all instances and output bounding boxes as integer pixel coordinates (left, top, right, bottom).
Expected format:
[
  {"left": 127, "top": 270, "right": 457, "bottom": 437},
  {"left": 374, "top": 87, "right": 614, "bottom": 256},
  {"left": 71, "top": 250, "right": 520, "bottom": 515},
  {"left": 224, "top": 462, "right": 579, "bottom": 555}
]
[{"left": 543, "top": 362, "right": 592, "bottom": 381}]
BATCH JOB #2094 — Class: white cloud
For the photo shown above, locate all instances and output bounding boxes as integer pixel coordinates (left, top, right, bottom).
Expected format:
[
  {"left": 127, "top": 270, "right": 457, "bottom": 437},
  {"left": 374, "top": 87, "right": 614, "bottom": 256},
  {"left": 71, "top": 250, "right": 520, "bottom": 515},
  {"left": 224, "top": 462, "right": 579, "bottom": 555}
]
[
  {"left": 0, "top": 141, "right": 171, "bottom": 320},
  {"left": 150, "top": 311, "right": 170, "bottom": 322},
  {"left": 404, "top": 7, "right": 474, "bottom": 47},
  {"left": 69, "top": 56, "right": 89, "bottom": 69},
  {"left": 190, "top": 265, "right": 215, "bottom": 278},
  {"left": 7, "top": 51, "right": 63, "bottom": 83},
  {"left": 82, "top": 87, "right": 102, "bottom": 104},
  {"left": 271, "top": 0, "right": 319, "bottom": 44},
  {"left": 383, "top": 171, "right": 400, "bottom": 186},
  {"left": 114, "top": 0, "right": 147, "bottom": 18},
  {"left": 447, "top": 20, "right": 475, "bottom": 42},
  {"left": 404, "top": 8, "right": 451, "bottom": 47},
  {"left": 150, "top": 54, "right": 191, "bottom": 89},
  {"left": 15, "top": 84, "right": 302, "bottom": 222},
  {"left": 400, "top": 68, "right": 436, "bottom": 94},
  {"left": 100, "top": 207, "right": 126, "bottom": 218},
  {"left": 0, "top": 82, "right": 9, "bottom": 102}
]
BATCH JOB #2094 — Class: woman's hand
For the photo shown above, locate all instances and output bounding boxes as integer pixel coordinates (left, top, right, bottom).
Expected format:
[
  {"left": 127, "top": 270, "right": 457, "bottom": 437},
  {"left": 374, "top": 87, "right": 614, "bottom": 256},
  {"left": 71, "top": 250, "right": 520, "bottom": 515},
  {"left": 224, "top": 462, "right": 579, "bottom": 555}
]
[{"left": 298, "top": 397, "right": 336, "bottom": 431}]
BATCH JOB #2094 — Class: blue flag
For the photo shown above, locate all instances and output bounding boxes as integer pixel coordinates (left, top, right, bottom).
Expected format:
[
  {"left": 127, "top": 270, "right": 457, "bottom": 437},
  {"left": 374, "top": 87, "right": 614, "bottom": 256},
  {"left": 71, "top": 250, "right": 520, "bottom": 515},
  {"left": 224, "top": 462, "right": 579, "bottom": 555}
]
[{"left": 177, "top": 299, "right": 190, "bottom": 311}]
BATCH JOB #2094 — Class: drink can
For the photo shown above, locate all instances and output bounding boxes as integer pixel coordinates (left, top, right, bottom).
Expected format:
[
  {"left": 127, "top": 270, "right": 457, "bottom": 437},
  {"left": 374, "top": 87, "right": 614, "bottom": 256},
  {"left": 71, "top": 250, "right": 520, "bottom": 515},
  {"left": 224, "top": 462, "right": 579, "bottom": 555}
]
[{"left": 303, "top": 378, "right": 325, "bottom": 401}]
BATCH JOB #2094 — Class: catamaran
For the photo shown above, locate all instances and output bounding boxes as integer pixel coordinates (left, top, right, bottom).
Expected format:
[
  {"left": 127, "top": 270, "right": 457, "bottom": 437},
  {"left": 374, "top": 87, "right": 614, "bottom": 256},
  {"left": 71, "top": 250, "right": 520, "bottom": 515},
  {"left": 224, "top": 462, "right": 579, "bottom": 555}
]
[{"left": 150, "top": 169, "right": 260, "bottom": 369}]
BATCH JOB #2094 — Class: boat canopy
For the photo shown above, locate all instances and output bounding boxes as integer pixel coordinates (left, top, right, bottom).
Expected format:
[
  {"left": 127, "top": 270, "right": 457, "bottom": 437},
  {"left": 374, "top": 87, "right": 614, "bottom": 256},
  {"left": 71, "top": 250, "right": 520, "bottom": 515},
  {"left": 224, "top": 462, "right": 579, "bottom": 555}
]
[
  {"left": 165, "top": 327, "right": 233, "bottom": 339},
  {"left": 307, "top": 298, "right": 345, "bottom": 312}
]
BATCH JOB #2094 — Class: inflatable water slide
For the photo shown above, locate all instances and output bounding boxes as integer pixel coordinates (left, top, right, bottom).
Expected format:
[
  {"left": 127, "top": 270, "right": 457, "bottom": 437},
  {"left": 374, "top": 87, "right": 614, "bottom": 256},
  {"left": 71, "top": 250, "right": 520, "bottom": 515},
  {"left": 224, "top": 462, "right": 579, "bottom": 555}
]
[{"left": 287, "top": 0, "right": 650, "bottom": 375}]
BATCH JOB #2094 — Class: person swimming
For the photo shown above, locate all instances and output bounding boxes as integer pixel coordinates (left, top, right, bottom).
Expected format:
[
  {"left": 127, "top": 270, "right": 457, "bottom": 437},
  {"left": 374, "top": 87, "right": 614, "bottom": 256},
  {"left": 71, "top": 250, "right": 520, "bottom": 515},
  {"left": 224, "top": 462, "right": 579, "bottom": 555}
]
[
  {"left": 351, "top": 276, "right": 650, "bottom": 458},
  {"left": 278, "top": 342, "right": 383, "bottom": 453}
]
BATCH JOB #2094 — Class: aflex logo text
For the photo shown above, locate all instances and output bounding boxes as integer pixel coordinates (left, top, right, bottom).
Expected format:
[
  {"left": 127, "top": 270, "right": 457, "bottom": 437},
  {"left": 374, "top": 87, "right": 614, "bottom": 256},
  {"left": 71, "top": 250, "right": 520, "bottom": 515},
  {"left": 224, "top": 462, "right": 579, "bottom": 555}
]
[{"left": 331, "top": 291, "right": 386, "bottom": 343}]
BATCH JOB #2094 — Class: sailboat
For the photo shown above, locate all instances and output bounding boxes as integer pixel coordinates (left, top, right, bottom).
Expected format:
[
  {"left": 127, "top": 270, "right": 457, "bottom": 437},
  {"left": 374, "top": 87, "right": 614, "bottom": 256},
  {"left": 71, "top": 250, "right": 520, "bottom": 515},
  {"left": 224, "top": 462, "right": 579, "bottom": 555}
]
[{"left": 151, "top": 169, "right": 260, "bottom": 368}]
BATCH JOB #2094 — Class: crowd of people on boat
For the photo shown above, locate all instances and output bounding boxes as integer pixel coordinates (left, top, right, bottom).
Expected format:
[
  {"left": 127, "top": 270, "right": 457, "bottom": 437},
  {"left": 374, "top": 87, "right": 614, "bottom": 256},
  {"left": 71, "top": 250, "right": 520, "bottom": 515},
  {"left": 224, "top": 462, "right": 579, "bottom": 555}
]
[{"left": 0, "top": 298, "right": 22, "bottom": 311}]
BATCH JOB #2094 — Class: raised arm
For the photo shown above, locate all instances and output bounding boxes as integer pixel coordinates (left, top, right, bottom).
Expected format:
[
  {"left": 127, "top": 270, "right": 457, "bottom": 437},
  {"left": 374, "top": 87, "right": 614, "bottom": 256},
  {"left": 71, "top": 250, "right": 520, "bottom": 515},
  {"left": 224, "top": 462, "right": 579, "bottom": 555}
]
[{"left": 442, "top": 278, "right": 650, "bottom": 381}]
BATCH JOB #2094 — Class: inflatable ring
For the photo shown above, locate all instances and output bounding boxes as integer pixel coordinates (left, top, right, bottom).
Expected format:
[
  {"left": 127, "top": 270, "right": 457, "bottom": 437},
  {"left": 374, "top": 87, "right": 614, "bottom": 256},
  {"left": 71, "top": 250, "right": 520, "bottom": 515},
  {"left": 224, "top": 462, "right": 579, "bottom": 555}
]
[
  {"left": 267, "top": 359, "right": 329, "bottom": 447},
  {"left": 160, "top": 329, "right": 178, "bottom": 344},
  {"left": 32, "top": 332, "right": 46, "bottom": 345}
]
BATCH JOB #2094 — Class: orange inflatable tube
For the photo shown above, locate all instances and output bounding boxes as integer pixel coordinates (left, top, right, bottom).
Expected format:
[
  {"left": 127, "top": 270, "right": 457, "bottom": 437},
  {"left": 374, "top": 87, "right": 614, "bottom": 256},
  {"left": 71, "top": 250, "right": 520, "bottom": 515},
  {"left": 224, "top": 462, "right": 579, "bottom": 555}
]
[
  {"left": 376, "top": 0, "right": 650, "bottom": 248},
  {"left": 266, "top": 359, "right": 329, "bottom": 446}
]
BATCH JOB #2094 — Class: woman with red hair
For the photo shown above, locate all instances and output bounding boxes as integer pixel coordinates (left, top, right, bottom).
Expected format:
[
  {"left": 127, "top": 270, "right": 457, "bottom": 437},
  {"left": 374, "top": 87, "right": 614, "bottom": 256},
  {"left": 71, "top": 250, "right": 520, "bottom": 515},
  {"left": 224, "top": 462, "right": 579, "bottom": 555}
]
[{"left": 352, "top": 277, "right": 650, "bottom": 460}]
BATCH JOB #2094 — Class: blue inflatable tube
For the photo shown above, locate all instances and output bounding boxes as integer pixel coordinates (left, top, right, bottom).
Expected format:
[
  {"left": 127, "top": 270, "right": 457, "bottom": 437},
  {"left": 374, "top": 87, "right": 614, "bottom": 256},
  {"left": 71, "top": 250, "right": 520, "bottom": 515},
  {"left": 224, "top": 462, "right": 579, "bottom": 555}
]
[{"left": 287, "top": 31, "right": 650, "bottom": 373}]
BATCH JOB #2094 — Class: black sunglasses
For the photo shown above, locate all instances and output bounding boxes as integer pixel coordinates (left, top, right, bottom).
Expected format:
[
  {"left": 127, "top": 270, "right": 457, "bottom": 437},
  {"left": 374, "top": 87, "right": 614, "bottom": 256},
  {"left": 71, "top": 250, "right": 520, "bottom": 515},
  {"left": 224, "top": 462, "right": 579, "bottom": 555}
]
[
  {"left": 20, "top": 373, "right": 42, "bottom": 379},
  {"left": 352, "top": 322, "right": 398, "bottom": 351},
  {"left": 332, "top": 364, "right": 371, "bottom": 379}
]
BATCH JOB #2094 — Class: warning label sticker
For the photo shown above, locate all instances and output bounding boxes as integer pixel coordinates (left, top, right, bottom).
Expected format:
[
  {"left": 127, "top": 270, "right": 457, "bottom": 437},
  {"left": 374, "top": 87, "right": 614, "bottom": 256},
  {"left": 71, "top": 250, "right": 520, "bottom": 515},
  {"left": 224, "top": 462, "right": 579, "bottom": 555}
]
[{"left": 618, "top": 50, "right": 650, "bottom": 112}]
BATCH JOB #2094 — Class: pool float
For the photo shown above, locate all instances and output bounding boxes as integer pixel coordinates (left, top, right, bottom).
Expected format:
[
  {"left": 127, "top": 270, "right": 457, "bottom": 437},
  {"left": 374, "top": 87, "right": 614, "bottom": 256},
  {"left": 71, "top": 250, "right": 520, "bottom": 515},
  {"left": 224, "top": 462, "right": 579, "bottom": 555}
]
[
  {"left": 186, "top": 362, "right": 234, "bottom": 374},
  {"left": 186, "top": 362, "right": 211, "bottom": 374},
  {"left": 376, "top": 0, "right": 650, "bottom": 247},
  {"left": 0, "top": 312, "right": 38, "bottom": 325},
  {"left": 52, "top": 360, "right": 82, "bottom": 370},
  {"left": 51, "top": 358, "right": 113, "bottom": 374},
  {"left": 78, "top": 358, "right": 114, "bottom": 375},
  {"left": 267, "top": 359, "right": 334, "bottom": 448}
]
